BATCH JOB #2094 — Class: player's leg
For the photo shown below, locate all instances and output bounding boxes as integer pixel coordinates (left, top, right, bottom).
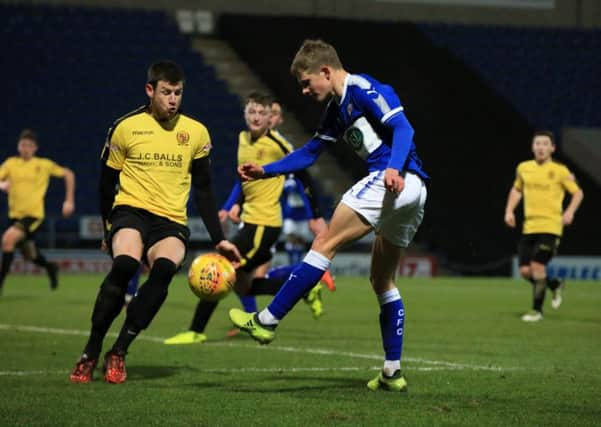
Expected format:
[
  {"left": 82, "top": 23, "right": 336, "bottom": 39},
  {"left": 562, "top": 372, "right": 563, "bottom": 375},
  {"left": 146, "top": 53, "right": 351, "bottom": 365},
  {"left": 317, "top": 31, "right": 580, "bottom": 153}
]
[
  {"left": 366, "top": 236, "right": 408, "bottom": 392},
  {"left": 517, "top": 235, "right": 541, "bottom": 321},
  {"left": 230, "top": 203, "right": 371, "bottom": 343},
  {"left": 104, "top": 229, "right": 185, "bottom": 384},
  {"left": 124, "top": 265, "right": 141, "bottom": 304},
  {"left": 283, "top": 219, "right": 304, "bottom": 264},
  {"left": 70, "top": 227, "right": 143, "bottom": 383},
  {"left": 542, "top": 235, "right": 564, "bottom": 309},
  {"left": 522, "top": 234, "right": 560, "bottom": 321},
  {"left": 20, "top": 239, "right": 59, "bottom": 290},
  {"left": 112, "top": 235, "right": 185, "bottom": 353},
  {"left": 523, "top": 259, "right": 546, "bottom": 322},
  {"left": 0, "top": 223, "right": 25, "bottom": 293},
  {"left": 366, "top": 172, "right": 426, "bottom": 392}
]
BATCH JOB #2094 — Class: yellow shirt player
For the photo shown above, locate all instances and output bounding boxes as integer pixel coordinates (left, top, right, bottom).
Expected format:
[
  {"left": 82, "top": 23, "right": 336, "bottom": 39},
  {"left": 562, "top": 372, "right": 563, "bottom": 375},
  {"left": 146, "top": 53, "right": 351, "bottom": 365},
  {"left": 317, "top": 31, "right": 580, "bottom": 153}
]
[
  {"left": 0, "top": 129, "right": 75, "bottom": 295},
  {"left": 504, "top": 130, "right": 584, "bottom": 322},
  {"left": 238, "top": 128, "right": 292, "bottom": 227},
  {"left": 69, "top": 61, "right": 240, "bottom": 385},
  {"left": 163, "top": 94, "right": 329, "bottom": 347},
  {"left": 231, "top": 94, "right": 291, "bottom": 277}
]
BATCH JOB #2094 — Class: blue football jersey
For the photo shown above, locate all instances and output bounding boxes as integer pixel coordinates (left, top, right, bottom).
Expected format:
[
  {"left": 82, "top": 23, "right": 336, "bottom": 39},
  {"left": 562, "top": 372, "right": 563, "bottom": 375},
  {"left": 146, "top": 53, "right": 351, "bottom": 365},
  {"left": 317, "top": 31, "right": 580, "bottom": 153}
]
[
  {"left": 315, "top": 74, "right": 428, "bottom": 178},
  {"left": 281, "top": 175, "right": 313, "bottom": 221}
]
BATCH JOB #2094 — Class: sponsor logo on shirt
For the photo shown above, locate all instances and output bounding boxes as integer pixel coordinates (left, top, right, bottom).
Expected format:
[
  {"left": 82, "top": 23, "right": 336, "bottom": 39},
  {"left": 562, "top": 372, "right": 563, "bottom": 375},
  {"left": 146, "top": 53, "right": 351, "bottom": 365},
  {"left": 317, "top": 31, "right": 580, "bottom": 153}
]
[{"left": 343, "top": 127, "right": 363, "bottom": 150}]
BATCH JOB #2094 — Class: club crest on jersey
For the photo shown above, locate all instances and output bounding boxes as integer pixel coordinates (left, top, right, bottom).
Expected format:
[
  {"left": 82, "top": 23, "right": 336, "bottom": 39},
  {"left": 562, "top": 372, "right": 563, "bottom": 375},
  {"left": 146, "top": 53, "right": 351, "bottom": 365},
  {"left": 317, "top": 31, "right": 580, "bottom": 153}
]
[
  {"left": 177, "top": 131, "right": 190, "bottom": 145},
  {"left": 548, "top": 171, "right": 555, "bottom": 180},
  {"left": 343, "top": 127, "right": 363, "bottom": 150}
]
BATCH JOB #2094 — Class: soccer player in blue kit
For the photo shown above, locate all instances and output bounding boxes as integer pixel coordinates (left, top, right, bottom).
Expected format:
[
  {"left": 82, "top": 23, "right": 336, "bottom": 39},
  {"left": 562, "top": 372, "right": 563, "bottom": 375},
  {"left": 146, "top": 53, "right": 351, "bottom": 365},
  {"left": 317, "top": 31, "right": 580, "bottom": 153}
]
[{"left": 230, "top": 39, "right": 428, "bottom": 392}]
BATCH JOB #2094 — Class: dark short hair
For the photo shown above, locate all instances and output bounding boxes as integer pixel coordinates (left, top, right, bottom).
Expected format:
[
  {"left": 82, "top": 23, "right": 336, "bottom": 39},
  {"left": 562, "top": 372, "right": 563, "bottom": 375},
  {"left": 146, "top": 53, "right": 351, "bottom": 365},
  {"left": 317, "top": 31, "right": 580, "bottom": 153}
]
[
  {"left": 533, "top": 130, "right": 555, "bottom": 144},
  {"left": 18, "top": 129, "right": 38, "bottom": 143},
  {"left": 245, "top": 91, "right": 272, "bottom": 107},
  {"left": 147, "top": 61, "right": 185, "bottom": 88}
]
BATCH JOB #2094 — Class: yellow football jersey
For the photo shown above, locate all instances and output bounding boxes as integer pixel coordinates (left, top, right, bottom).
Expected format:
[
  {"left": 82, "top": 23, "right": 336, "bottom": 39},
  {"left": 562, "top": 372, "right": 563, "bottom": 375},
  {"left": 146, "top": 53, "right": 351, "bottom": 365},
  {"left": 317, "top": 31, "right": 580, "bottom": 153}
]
[
  {"left": 0, "top": 156, "right": 65, "bottom": 219},
  {"left": 239, "top": 130, "right": 293, "bottom": 227},
  {"left": 513, "top": 160, "right": 580, "bottom": 236},
  {"left": 102, "top": 107, "right": 211, "bottom": 225}
]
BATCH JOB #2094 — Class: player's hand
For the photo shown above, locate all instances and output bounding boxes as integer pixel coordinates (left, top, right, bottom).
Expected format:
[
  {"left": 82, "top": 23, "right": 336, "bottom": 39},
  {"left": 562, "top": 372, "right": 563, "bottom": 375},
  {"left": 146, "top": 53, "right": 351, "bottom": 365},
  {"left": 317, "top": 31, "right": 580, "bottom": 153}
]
[
  {"left": 384, "top": 168, "right": 405, "bottom": 194},
  {"left": 0, "top": 180, "right": 10, "bottom": 193},
  {"left": 62, "top": 200, "right": 75, "bottom": 217},
  {"left": 100, "top": 239, "right": 108, "bottom": 253},
  {"left": 238, "top": 163, "right": 265, "bottom": 182},
  {"left": 228, "top": 204, "right": 241, "bottom": 224},
  {"left": 216, "top": 239, "right": 241, "bottom": 268},
  {"left": 504, "top": 211, "right": 516, "bottom": 228},
  {"left": 218, "top": 209, "right": 229, "bottom": 223},
  {"left": 309, "top": 217, "right": 328, "bottom": 237},
  {"left": 562, "top": 211, "right": 575, "bottom": 225}
]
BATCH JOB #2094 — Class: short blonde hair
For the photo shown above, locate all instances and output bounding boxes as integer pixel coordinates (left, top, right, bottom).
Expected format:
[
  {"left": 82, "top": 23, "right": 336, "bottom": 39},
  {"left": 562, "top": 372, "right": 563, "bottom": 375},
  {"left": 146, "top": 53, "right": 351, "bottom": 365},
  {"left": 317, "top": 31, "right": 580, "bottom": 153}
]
[{"left": 290, "top": 39, "right": 343, "bottom": 77}]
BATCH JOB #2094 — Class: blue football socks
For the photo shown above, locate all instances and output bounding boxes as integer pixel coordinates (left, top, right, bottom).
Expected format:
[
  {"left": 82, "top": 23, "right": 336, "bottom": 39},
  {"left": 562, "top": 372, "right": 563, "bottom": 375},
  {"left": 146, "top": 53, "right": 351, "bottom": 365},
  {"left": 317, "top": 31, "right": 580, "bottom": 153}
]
[
  {"left": 266, "top": 250, "right": 331, "bottom": 320},
  {"left": 378, "top": 288, "right": 404, "bottom": 362}
]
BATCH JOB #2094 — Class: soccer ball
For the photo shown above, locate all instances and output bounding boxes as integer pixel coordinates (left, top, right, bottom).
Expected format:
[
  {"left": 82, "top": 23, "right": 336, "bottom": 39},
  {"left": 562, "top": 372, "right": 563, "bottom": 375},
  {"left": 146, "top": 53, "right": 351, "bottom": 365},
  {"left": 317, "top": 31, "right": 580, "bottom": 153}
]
[{"left": 187, "top": 252, "right": 236, "bottom": 301}]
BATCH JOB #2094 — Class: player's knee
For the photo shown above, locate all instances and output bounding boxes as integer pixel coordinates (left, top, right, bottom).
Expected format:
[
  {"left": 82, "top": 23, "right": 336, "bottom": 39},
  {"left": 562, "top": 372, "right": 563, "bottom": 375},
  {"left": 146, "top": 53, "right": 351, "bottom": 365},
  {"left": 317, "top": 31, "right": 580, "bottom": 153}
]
[
  {"left": 110, "top": 254, "right": 140, "bottom": 282},
  {"left": 530, "top": 265, "right": 546, "bottom": 280},
  {"left": 148, "top": 257, "right": 177, "bottom": 286},
  {"left": 1, "top": 231, "right": 19, "bottom": 252}
]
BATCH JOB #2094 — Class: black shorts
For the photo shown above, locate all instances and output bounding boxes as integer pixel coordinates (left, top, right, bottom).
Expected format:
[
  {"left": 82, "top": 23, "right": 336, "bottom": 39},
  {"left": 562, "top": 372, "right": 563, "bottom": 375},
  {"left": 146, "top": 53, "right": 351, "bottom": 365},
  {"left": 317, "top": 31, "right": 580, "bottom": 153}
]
[
  {"left": 108, "top": 206, "right": 190, "bottom": 263},
  {"left": 518, "top": 233, "right": 560, "bottom": 266},
  {"left": 9, "top": 217, "right": 43, "bottom": 240},
  {"left": 232, "top": 223, "right": 281, "bottom": 273}
]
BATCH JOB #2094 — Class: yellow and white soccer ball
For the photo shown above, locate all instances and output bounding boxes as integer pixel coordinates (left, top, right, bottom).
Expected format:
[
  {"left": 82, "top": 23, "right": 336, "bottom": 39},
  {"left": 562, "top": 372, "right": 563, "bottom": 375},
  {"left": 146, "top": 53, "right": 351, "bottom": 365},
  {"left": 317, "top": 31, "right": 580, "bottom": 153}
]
[{"left": 187, "top": 253, "right": 236, "bottom": 301}]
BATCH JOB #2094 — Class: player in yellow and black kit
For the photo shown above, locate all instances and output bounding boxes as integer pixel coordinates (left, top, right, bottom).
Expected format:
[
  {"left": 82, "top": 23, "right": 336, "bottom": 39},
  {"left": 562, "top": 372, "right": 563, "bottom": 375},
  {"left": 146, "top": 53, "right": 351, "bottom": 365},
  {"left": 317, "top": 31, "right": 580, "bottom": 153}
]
[
  {"left": 69, "top": 61, "right": 240, "bottom": 384},
  {"left": 0, "top": 129, "right": 75, "bottom": 294},
  {"left": 164, "top": 92, "right": 326, "bottom": 345},
  {"left": 504, "top": 130, "right": 584, "bottom": 322}
]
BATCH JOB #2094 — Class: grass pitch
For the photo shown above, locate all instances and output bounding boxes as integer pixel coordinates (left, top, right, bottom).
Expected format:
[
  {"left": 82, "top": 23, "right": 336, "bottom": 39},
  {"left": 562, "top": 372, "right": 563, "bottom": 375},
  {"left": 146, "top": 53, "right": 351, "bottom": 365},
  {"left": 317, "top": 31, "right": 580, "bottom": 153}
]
[{"left": 0, "top": 273, "right": 600, "bottom": 426}]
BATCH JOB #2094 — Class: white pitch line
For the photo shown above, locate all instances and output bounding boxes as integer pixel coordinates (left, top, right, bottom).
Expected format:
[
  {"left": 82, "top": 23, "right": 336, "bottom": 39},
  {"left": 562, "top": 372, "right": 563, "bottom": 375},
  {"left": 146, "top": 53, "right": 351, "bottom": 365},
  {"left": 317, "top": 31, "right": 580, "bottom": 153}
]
[
  {"left": 0, "top": 323, "right": 519, "bottom": 372},
  {"left": 0, "top": 366, "right": 461, "bottom": 377}
]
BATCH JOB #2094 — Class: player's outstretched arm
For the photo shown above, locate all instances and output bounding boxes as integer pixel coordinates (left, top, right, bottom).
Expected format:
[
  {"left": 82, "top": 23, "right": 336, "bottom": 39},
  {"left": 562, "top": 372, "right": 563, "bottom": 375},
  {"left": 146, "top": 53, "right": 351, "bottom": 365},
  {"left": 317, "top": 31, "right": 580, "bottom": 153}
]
[{"left": 62, "top": 167, "right": 76, "bottom": 217}]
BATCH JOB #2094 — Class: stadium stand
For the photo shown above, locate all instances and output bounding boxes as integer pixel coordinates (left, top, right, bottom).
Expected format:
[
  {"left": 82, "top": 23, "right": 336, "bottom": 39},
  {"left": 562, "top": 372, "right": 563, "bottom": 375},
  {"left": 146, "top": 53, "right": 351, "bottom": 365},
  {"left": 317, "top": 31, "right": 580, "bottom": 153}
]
[
  {"left": 1, "top": 4, "right": 598, "bottom": 273},
  {"left": 0, "top": 3, "right": 244, "bottom": 245}
]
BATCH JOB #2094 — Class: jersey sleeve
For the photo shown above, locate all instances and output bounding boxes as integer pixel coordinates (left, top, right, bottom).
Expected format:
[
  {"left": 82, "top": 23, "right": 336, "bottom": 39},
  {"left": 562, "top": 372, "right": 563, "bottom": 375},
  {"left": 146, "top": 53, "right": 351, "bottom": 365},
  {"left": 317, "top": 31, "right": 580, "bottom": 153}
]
[
  {"left": 192, "top": 125, "right": 212, "bottom": 160},
  {"left": 513, "top": 164, "right": 524, "bottom": 190},
  {"left": 353, "top": 83, "right": 404, "bottom": 125},
  {"left": 46, "top": 159, "right": 66, "bottom": 177},
  {"left": 560, "top": 166, "right": 580, "bottom": 194},
  {"left": 103, "top": 122, "right": 128, "bottom": 170}
]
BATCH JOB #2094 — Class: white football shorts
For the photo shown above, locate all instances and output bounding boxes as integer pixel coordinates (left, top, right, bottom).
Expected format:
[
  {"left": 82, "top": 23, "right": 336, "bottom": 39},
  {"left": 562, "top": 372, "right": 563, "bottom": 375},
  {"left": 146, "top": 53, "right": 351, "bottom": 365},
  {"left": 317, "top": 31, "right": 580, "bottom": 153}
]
[
  {"left": 283, "top": 219, "right": 313, "bottom": 242},
  {"left": 341, "top": 171, "right": 427, "bottom": 247}
]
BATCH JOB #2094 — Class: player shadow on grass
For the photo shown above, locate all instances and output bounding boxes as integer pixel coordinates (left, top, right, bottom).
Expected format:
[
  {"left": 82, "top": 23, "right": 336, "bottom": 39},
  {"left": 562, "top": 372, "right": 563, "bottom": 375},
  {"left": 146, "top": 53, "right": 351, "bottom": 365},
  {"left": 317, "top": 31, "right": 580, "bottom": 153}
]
[
  {"left": 125, "top": 365, "right": 181, "bottom": 381},
  {"left": 184, "top": 375, "right": 364, "bottom": 392}
]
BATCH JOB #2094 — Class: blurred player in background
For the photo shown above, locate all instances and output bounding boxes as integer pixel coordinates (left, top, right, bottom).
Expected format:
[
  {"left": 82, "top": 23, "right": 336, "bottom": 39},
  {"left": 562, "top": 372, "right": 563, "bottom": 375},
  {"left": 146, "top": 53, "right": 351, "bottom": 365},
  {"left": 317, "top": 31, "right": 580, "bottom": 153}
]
[
  {"left": 164, "top": 93, "right": 329, "bottom": 345},
  {"left": 69, "top": 60, "right": 239, "bottom": 384},
  {"left": 0, "top": 129, "right": 75, "bottom": 295},
  {"left": 231, "top": 39, "right": 429, "bottom": 393},
  {"left": 504, "top": 130, "right": 583, "bottom": 322}
]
